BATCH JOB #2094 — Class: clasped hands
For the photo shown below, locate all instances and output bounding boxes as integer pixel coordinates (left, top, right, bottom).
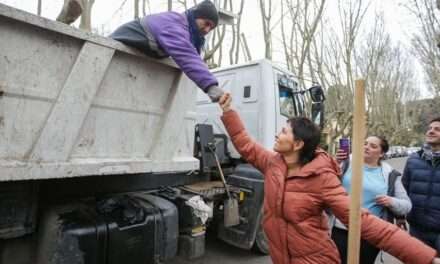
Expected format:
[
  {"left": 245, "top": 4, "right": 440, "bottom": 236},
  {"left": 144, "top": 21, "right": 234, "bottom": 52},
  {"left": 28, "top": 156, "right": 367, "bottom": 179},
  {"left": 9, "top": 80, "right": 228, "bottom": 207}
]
[{"left": 219, "top": 92, "right": 232, "bottom": 112}]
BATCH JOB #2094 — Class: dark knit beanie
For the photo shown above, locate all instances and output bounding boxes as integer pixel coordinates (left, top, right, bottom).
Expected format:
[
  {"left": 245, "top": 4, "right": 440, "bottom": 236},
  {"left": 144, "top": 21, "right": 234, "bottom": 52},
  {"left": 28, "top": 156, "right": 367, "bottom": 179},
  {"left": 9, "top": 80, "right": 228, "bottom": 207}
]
[{"left": 192, "top": 0, "right": 219, "bottom": 27}]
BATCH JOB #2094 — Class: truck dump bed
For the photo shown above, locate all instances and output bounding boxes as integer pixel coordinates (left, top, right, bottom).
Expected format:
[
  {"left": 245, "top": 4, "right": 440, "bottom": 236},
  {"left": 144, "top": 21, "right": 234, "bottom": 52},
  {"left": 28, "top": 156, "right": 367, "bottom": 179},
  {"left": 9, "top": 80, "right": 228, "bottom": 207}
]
[{"left": 0, "top": 4, "right": 199, "bottom": 181}]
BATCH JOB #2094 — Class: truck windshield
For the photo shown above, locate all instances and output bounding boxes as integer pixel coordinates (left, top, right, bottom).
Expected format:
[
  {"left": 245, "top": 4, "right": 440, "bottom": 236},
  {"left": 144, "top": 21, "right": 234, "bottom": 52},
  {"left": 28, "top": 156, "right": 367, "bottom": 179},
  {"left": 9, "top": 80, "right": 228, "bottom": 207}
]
[
  {"left": 278, "top": 74, "right": 305, "bottom": 118},
  {"left": 279, "top": 88, "right": 295, "bottom": 117}
]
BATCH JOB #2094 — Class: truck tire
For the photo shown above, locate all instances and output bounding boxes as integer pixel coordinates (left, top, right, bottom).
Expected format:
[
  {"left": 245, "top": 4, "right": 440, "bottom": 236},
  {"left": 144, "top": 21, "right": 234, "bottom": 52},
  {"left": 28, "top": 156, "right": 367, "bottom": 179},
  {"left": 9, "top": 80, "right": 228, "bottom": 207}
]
[{"left": 252, "top": 211, "right": 269, "bottom": 255}]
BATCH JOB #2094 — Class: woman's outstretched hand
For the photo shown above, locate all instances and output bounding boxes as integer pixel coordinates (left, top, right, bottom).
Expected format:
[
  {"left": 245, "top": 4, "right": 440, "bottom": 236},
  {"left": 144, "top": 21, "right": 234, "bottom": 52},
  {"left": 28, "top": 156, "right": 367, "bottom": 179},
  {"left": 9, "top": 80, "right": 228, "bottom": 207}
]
[{"left": 219, "top": 92, "right": 232, "bottom": 112}]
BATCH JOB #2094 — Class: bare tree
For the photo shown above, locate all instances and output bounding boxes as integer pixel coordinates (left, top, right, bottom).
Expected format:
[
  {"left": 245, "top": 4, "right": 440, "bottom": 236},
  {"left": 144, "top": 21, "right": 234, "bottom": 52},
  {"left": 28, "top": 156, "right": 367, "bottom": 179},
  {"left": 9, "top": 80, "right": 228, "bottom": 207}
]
[
  {"left": 79, "top": 0, "right": 95, "bottom": 31},
  {"left": 285, "top": 0, "right": 369, "bottom": 150},
  {"left": 177, "top": 0, "right": 189, "bottom": 10},
  {"left": 259, "top": 0, "right": 273, "bottom": 60},
  {"left": 204, "top": 0, "right": 228, "bottom": 66},
  {"left": 355, "top": 13, "right": 389, "bottom": 115},
  {"left": 280, "top": 0, "right": 293, "bottom": 70},
  {"left": 37, "top": 0, "right": 42, "bottom": 16},
  {"left": 277, "top": 0, "right": 357, "bottom": 150},
  {"left": 350, "top": 12, "right": 420, "bottom": 144},
  {"left": 177, "top": 0, "right": 197, "bottom": 10},
  {"left": 228, "top": 0, "right": 245, "bottom": 64},
  {"left": 337, "top": 0, "right": 369, "bottom": 93},
  {"left": 134, "top": 0, "right": 139, "bottom": 19},
  {"left": 56, "top": 0, "right": 83, "bottom": 25},
  {"left": 407, "top": 0, "right": 440, "bottom": 97},
  {"left": 142, "top": 0, "right": 149, "bottom": 16},
  {"left": 241, "top": 33, "right": 252, "bottom": 61},
  {"left": 320, "top": 0, "right": 369, "bottom": 146},
  {"left": 280, "top": 0, "right": 326, "bottom": 88}
]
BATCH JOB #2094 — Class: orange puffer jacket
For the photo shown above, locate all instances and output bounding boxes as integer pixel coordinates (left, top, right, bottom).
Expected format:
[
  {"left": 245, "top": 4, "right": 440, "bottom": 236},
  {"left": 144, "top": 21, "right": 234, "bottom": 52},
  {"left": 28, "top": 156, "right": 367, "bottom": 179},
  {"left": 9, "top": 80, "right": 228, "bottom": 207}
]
[{"left": 222, "top": 110, "right": 436, "bottom": 264}]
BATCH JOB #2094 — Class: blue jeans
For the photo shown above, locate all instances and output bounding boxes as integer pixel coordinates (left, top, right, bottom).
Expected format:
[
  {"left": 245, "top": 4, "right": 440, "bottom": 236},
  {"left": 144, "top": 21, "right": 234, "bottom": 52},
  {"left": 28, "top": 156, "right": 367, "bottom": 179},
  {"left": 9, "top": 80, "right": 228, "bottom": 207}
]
[{"left": 332, "top": 227, "right": 380, "bottom": 264}]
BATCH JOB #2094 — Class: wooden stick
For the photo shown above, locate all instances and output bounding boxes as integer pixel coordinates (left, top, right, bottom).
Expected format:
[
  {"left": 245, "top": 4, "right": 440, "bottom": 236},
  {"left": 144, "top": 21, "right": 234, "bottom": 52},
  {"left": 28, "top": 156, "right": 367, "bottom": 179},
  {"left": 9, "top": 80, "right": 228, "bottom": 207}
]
[{"left": 347, "top": 79, "right": 366, "bottom": 264}]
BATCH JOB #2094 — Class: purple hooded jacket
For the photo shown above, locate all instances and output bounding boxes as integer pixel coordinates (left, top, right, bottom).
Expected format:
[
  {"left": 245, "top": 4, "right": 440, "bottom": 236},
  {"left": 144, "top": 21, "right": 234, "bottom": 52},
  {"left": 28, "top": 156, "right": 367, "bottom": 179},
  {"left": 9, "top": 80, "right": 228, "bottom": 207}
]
[{"left": 141, "top": 12, "right": 218, "bottom": 91}]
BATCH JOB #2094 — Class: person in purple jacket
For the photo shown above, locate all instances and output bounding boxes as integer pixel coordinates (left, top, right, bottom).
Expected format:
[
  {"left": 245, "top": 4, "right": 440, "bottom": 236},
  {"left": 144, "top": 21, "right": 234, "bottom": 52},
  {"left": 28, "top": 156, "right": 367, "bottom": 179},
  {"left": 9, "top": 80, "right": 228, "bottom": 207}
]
[{"left": 110, "top": 0, "right": 224, "bottom": 102}]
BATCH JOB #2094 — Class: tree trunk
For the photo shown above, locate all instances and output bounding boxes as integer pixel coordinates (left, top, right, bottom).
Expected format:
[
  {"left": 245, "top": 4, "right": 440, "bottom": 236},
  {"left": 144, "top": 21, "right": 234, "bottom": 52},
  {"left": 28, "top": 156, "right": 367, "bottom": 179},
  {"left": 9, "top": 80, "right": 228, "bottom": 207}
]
[
  {"left": 37, "top": 0, "right": 42, "bottom": 16},
  {"left": 234, "top": 0, "right": 245, "bottom": 63},
  {"left": 56, "top": 0, "right": 83, "bottom": 25},
  {"left": 79, "top": 0, "right": 94, "bottom": 31},
  {"left": 134, "top": 0, "right": 139, "bottom": 19},
  {"left": 142, "top": 0, "right": 146, "bottom": 16},
  {"left": 408, "top": 0, "right": 440, "bottom": 96},
  {"left": 227, "top": 0, "right": 245, "bottom": 64},
  {"left": 259, "top": 0, "right": 272, "bottom": 60},
  {"left": 241, "top": 33, "right": 252, "bottom": 61}
]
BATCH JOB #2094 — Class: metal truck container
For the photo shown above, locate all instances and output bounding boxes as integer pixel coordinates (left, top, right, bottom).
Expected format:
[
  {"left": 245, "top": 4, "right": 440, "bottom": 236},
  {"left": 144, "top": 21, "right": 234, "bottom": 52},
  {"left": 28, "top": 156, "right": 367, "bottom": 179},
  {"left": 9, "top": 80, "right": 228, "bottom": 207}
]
[
  {"left": 0, "top": 4, "right": 326, "bottom": 263},
  {"left": 0, "top": 3, "right": 199, "bottom": 182}
]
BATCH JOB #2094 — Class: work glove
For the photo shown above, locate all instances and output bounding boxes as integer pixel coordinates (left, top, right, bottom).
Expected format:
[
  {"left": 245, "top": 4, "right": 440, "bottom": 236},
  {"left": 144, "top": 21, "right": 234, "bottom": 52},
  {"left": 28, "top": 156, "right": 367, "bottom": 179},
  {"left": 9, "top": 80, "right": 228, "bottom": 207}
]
[{"left": 207, "top": 85, "right": 224, "bottom": 102}]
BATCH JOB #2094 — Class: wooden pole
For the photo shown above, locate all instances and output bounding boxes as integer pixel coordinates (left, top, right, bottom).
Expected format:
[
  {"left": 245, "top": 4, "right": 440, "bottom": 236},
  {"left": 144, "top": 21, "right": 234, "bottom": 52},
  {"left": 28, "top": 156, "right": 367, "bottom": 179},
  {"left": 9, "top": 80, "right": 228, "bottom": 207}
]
[{"left": 347, "top": 79, "right": 366, "bottom": 264}]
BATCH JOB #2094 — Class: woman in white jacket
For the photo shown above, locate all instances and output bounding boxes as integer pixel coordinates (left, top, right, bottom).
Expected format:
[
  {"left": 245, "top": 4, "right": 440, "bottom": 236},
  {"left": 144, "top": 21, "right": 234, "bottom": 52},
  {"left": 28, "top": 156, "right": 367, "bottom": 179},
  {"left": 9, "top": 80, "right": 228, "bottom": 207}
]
[{"left": 332, "top": 136, "right": 412, "bottom": 264}]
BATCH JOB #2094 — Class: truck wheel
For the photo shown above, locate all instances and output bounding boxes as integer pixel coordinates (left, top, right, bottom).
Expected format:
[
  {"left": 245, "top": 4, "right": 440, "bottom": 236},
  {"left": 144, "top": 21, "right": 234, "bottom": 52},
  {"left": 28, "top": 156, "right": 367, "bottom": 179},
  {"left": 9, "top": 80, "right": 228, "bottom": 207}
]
[{"left": 252, "top": 213, "right": 269, "bottom": 255}]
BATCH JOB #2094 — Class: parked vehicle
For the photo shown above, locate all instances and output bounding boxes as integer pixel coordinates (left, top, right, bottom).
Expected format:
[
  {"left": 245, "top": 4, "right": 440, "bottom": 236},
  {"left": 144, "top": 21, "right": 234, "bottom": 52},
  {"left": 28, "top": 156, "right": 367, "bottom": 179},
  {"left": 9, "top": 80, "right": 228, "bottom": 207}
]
[
  {"left": 396, "top": 146, "right": 408, "bottom": 157},
  {"left": 385, "top": 146, "right": 410, "bottom": 159},
  {"left": 384, "top": 150, "right": 394, "bottom": 160},
  {"left": 385, "top": 147, "right": 397, "bottom": 159},
  {"left": 407, "top": 147, "right": 421, "bottom": 155},
  {"left": 0, "top": 5, "right": 325, "bottom": 264}
]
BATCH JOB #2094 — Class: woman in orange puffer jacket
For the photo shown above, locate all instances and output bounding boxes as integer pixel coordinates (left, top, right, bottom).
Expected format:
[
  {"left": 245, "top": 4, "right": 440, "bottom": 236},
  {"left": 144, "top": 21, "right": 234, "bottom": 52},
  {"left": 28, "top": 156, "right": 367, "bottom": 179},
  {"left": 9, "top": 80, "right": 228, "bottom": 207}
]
[{"left": 218, "top": 93, "right": 439, "bottom": 264}]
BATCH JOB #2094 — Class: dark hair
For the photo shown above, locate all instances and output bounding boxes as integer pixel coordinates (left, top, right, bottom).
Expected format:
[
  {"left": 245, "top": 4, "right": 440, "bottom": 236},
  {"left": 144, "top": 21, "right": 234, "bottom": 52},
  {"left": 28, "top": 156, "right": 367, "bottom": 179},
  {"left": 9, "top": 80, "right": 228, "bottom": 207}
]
[
  {"left": 371, "top": 135, "right": 389, "bottom": 155},
  {"left": 429, "top": 117, "right": 440, "bottom": 124},
  {"left": 288, "top": 117, "right": 321, "bottom": 165}
]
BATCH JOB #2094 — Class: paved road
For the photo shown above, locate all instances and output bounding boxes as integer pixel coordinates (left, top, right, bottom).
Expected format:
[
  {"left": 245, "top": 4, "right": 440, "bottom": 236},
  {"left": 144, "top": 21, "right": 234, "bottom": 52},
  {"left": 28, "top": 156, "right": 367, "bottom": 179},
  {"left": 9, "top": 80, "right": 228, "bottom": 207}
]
[
  {"left": 170, "top": 157, "right": 408, "bottom": 264},
  {"left": 167, "top": 233, "right": 271, "bottom": 264},
  {"left": 384, "top": 156, "right": 407, "bottom": 173}
]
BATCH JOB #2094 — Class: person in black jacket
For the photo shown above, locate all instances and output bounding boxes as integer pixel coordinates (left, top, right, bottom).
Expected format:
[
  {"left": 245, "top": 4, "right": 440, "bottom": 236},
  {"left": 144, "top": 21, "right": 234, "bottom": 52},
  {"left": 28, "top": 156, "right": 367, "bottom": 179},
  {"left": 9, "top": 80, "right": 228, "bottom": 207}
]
[{"left": 403, "top": 117, "right": 440, "bottom": 254}]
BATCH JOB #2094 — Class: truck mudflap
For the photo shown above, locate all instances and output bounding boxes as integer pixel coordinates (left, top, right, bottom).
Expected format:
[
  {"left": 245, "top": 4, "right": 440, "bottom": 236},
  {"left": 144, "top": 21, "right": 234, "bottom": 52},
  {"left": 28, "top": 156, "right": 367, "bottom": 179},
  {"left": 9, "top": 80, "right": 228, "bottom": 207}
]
[
  {"left": 36, "top": 194, "right": 178, "bottom": 264},
  {"left": 217, "top": 164, "right": 264, "bottom": 250}
]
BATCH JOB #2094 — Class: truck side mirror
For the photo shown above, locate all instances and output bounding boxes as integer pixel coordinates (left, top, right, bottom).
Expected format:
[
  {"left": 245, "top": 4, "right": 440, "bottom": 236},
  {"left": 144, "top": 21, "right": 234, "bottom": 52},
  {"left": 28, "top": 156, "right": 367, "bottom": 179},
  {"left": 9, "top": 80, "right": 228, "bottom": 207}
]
[
  {"left": 309, "top": 85, "right": 325, "bottom": 103},
  {"left": 308, "top": 85, "right": 325, "bottom": 129},
  {"left": 311, "top": 103, "right": 324, "bottom": 129}
]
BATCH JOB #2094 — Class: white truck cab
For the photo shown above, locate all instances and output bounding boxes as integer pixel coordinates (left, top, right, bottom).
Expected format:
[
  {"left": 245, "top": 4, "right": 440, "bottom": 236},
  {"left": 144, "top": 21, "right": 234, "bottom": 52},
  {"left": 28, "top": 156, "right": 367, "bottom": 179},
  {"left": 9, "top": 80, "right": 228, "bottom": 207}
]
[{"left": 195, "top": 59, "right": 324, "bottom": 158}]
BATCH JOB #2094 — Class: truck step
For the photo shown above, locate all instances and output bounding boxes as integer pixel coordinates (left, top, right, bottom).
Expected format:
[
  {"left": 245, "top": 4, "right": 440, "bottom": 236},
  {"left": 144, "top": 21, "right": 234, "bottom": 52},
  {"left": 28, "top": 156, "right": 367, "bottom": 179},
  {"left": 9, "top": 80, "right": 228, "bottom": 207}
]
[{"left": 181, "top": 181, "right": 226, "bottom": 199}]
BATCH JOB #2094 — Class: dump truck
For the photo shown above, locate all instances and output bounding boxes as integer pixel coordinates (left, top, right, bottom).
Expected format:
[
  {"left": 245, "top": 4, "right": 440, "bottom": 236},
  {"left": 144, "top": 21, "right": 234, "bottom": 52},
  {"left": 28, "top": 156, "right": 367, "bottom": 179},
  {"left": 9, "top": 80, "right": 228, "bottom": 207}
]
[{"left": 0, "top": 4, "right": 325, "bottom": 264}]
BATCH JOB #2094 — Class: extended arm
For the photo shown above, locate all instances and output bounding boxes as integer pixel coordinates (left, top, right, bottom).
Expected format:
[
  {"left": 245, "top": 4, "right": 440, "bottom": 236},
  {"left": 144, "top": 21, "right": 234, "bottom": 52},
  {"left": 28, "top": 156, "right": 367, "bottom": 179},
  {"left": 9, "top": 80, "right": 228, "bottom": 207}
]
[
  {"left": 321, "top": 173, "right": 436, "bottom": 264},
  {"left": 219, "top": 93, "right": 275, "bottom": 172},
  {"left": 152, "top": 14, "right": 218, "bottom": 92}
]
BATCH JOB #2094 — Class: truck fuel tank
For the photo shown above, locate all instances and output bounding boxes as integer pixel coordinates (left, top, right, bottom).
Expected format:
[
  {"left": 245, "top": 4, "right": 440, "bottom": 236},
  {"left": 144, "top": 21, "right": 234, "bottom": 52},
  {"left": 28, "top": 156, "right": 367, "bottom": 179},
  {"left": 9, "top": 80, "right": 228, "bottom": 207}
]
[{"left": 36, "top": 194, "right": 178, "bottom": 264}]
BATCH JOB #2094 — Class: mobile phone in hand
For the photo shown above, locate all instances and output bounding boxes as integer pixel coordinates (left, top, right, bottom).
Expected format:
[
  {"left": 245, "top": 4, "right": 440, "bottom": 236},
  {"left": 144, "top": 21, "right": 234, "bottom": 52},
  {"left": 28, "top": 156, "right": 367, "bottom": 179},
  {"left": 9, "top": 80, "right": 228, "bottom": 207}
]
[{"left": 339, "top": 138, "right": 350, "bottom": 155}]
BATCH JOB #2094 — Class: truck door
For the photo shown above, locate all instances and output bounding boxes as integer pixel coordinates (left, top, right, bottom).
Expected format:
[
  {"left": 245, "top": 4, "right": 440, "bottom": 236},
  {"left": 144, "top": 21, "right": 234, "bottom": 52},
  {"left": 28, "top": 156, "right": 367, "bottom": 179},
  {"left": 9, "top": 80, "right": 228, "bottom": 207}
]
[
  {"left": 195, "top": 66, "right": 260, "bottom": 159},
  {"left": 275, "top": 73, "right": 301, "bottom": 132},
  {"left": 274, "top": 73, "right": 325, "bottom": 132}
]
